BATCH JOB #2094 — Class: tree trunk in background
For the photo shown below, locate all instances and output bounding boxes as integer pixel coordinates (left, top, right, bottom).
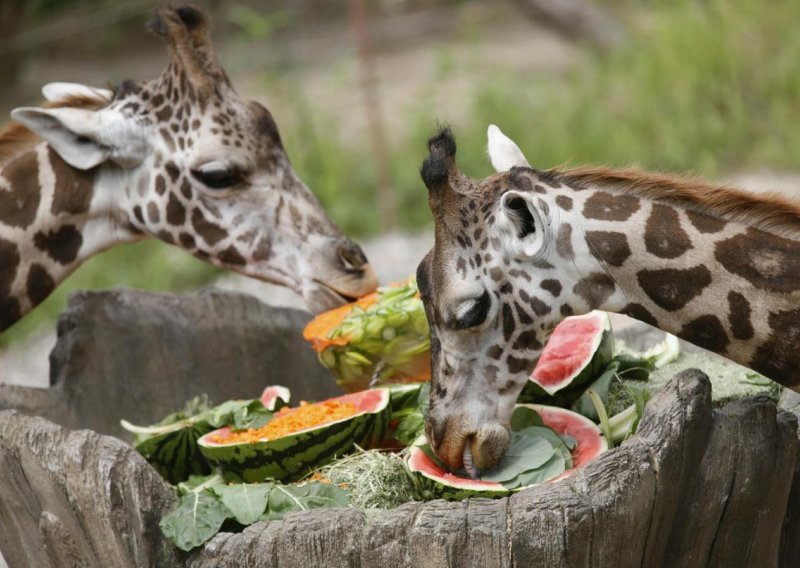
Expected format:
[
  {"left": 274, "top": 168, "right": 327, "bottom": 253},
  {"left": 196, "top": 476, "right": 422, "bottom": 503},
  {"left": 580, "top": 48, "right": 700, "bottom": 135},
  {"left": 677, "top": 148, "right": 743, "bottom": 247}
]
[
  {"left": 0, "top": 1, "right": 27, "bottom": 94},
  {"left": 510, "top": 0, "right": 624, "bottom": 51},
  {"left": 348, "top": 0, "right": 397, "bottom": 231}
]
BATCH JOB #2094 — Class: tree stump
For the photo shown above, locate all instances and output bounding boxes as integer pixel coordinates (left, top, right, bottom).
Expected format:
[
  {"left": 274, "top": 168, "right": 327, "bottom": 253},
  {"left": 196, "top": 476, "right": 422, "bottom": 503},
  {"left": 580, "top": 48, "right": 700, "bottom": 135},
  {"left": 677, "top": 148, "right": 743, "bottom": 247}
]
[
  {"left": 0, "top": 288, "right": 341, "bottom": 438},
  {"left": 1, "top": 370, "right": 799, "bottom": 567}
]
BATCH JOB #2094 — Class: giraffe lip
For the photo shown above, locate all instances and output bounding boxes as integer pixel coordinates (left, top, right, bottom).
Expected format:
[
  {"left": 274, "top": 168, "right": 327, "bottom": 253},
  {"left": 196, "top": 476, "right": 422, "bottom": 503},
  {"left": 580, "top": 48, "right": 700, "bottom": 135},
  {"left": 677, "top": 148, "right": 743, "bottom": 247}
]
[{"left": 312, "top": 279, "right": 359, "bottom": 303}]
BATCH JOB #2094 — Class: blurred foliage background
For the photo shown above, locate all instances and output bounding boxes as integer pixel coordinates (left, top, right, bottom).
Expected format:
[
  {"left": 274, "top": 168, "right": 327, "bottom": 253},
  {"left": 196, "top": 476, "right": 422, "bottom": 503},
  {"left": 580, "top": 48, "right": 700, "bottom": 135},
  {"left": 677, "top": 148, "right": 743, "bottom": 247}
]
[{"left": 1, "top": 0, "right": 799, "bottom": 345}]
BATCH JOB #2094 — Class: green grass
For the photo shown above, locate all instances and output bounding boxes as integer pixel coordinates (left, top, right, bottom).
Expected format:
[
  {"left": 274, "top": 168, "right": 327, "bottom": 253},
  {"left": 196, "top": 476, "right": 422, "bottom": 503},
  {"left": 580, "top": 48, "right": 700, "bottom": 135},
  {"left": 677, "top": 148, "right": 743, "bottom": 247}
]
[{"left": 5, "top": 0, "right": 800, "bottom": 345}]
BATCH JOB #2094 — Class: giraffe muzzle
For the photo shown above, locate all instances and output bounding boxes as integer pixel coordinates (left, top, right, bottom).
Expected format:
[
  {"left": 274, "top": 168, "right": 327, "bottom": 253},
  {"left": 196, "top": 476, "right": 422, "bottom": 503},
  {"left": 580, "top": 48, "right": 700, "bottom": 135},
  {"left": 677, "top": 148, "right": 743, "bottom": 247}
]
[{"left": 427, "top": 411, "right": 510, "bottom": 474}]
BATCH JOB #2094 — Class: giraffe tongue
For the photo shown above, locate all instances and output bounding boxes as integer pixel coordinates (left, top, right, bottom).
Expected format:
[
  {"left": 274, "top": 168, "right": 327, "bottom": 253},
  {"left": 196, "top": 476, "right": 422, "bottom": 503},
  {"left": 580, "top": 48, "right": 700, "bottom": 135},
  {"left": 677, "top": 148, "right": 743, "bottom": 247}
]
[{"left": 462, "top": 442, "right": 480, "bottom": 479}]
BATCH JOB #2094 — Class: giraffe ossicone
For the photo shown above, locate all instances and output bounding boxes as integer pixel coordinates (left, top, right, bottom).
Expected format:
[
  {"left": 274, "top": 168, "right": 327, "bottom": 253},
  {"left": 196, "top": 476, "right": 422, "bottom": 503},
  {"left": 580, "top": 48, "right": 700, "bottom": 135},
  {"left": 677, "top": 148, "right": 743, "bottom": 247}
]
[
  {"left": 0, "top": 5, "right": 378, "bottom": 333},
  {"left": 418, "top": 124, "right": 800, "bottom": 472}
]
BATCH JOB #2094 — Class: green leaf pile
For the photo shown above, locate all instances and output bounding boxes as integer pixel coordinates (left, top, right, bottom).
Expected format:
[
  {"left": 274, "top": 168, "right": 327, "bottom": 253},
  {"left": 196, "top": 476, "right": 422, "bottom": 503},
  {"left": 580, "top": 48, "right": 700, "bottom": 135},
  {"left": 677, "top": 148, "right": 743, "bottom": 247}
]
[
  {"left": 316, "top": 280, "right": 430, "bottom": 389},
  {"left": 159, "top": 475, "right": 348, "bottom": 552}
]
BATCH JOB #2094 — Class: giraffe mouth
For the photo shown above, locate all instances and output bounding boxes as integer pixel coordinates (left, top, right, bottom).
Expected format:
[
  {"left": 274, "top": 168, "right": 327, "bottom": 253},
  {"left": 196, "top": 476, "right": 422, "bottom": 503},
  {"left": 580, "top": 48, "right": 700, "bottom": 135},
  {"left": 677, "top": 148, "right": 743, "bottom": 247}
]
[{"left": 312, "top": 279, "right": 360, "bottom": 303}]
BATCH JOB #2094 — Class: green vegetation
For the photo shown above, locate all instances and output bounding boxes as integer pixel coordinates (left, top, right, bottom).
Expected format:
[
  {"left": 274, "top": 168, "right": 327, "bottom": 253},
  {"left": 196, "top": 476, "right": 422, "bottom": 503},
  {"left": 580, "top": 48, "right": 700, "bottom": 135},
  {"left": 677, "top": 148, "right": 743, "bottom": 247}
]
[{"left": 4, "top": 0, "right": 799, "bottom": 345}]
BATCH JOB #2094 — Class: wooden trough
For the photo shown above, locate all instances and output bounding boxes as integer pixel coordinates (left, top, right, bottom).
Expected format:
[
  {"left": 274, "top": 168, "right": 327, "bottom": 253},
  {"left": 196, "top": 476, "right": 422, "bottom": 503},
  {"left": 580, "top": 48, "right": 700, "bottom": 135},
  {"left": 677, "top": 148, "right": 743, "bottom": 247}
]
[{"left": 1, "top": 290, "right": 799, "bottom": 567}]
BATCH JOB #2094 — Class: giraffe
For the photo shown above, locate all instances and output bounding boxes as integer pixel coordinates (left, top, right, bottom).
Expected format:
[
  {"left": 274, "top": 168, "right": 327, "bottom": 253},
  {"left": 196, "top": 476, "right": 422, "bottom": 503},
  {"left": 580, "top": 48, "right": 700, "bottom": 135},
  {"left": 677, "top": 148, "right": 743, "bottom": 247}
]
[
  {"left": 0, "top": 6, "right": 378, "bottom": 333},
  {"left": 416, "top": 124, "right": 800, "bottom": 472}
]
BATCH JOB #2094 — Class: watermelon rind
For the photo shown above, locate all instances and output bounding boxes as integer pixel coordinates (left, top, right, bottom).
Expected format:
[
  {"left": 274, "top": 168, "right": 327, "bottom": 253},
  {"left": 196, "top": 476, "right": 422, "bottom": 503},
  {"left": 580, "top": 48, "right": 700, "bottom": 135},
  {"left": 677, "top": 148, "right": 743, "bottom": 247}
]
[
  {"left": 406, "top": 405, "right": 607, "bottom": 500},
  {"left": 198, "top": 389, "right": 391, "bottom": 482},
  {"left": 524, "top": 310, "right": 614, "bottom": 399}
]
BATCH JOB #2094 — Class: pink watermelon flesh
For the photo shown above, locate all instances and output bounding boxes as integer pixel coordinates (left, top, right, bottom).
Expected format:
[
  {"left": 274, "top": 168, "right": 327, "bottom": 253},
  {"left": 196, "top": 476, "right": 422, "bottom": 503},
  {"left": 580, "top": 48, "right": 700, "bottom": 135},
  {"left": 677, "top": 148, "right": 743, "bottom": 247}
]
[
  {"left": 260, "top": 385, "right": 291, "bottom": 411},
  {"left": 532, "top": 312, "right": 605, "bottom": 388},
  {"left": 409, "top": 405, "right": 606, "bottom": 490}
]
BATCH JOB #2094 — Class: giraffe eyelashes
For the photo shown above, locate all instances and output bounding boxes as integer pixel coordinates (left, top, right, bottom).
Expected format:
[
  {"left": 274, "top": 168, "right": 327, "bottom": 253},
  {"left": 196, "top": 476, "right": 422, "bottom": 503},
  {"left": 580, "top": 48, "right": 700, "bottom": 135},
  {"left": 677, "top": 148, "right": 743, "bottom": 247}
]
[
  {"left": 191, "top": 162, "right": 245, "bottom": 190},
  {"left": 450, "top": 290, "right": 492, "bottom": 330}
]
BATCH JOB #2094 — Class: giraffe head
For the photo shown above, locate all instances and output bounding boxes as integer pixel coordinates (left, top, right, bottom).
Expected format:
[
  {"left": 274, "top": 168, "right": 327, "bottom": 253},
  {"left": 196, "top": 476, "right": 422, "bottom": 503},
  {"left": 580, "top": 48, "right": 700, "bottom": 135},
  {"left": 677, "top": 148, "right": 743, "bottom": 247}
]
[
  {"left": 9, "top": 6, "right": 377, "bottom": 313},
  {"left": 417, "top": 126, "right": 615, "bottom": 472}
]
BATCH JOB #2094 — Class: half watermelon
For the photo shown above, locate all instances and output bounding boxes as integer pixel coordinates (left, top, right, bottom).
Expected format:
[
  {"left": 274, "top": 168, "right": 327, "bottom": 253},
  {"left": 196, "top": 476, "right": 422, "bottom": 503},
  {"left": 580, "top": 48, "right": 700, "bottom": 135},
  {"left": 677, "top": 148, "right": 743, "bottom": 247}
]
[
  {"left": 198, "top": 389, "right": 391, "bottom": 482},
  {"left": 522, "top": 310, "right": 613, "bottom": 401},
  {"left": 406, "top": 405, "right": 607, "bottom": 500}
]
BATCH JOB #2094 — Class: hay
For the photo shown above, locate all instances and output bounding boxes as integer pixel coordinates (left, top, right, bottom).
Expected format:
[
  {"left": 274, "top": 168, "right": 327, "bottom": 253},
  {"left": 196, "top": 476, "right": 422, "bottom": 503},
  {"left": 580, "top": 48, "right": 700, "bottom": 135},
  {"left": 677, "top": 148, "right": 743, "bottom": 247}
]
[{"left": 314, "top": 447, "right": 421, "bottom": 509}]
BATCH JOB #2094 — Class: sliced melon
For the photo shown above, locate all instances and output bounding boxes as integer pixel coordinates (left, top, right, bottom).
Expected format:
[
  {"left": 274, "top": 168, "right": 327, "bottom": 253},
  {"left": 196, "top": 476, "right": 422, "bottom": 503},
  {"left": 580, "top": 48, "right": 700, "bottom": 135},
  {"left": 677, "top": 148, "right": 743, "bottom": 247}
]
[
  {"left": 525, "top": 310, "right": 613, "bottom": 399},
  {"left": 198, "top": 389, "right": 390, "bottom": 482},
  {"left": 406, "top": 405, "right": 607, "bottom": 500},
  {"left": 260, "top": 385, "right": 291, "bottom": 411}
]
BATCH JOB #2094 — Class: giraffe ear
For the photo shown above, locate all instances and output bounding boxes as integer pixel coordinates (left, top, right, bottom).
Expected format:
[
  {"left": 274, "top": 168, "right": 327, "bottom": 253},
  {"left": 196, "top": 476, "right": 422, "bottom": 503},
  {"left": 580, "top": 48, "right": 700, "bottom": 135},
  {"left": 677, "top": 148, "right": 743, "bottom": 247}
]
[
  {"left": 11, "top": 106, "right": 146, "bottom": 170},
  {"left": 41, "top": 82, "right": 113, "bottom": 104},
  {"left": 487, "top": 125, "right": 530, "bottom": 172},
  {"left": 500, "top": 190, "right": 547, "bottom": 258}
]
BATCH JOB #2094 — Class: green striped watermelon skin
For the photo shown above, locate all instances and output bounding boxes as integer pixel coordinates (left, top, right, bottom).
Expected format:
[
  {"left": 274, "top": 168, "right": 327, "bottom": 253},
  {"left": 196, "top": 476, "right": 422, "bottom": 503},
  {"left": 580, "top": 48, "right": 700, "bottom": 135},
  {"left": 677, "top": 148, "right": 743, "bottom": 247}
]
[
  {"left": 198, "top": 390, "right": 390, "bottom": 482},
  {"left": 135, "top": 422, "right": 215, "bottom": 484}
]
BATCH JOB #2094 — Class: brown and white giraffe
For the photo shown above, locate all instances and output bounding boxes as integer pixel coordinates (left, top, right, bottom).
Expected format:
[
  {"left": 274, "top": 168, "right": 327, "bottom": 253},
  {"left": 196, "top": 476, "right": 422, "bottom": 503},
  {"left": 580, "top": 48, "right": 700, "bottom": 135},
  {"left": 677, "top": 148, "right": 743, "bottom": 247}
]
[
  {"left": 0, "top": 6, "right": 378, "bottom": 333},
  {"left": 416, "top": 124, "right": 800, "bottom": 472}
]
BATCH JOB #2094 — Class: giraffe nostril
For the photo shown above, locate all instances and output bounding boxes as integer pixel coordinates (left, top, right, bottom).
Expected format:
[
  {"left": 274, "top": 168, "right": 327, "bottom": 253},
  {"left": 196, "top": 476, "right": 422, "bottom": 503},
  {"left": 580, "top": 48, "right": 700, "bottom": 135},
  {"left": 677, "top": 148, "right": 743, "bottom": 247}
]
[{"left": 336, "top": 239, "right": 368, "bottom": 271}]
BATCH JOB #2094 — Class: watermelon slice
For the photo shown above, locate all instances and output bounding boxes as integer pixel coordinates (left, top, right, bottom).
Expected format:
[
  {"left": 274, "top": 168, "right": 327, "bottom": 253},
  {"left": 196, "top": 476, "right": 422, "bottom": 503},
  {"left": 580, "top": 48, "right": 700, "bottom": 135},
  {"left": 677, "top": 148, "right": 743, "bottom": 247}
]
[
  {"left": 406, "top": 405, "right": 607, "bottom": 500},
  {"left": 198, "top": 389, "right": 391, "bottom": 482},
  {"left": 260, "top": 385, "right": 291, "bottom": 411},
  {"left": 527, "top": 310, "right": 613, "bottom": 397}
]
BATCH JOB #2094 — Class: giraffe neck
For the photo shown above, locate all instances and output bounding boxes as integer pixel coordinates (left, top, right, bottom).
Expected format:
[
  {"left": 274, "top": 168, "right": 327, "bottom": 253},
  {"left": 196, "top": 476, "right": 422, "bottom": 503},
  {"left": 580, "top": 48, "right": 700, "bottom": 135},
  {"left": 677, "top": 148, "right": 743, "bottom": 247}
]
[
  {"left": 0, "top": 142, "right": 139, "bottom": 331},
  {"left": 571, "top": 187, "right": 800, "bottom": 389}
]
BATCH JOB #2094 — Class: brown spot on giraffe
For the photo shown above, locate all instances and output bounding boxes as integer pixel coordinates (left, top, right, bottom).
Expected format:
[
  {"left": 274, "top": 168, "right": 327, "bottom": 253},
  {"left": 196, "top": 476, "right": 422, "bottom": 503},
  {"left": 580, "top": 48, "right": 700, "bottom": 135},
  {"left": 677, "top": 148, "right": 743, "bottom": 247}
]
[
  {"left": 219, "top": 245, "right": 245, "bottom": 265},
  {"left": 573, "top": 273, "right": 616, "bottom": 307},
  {"left": 727, "top": 291, "right": 754, "bottom": 341},
  {"left": 586, "top": 231, "right": 631, "bottom": 267},
  {"left": 26, "top": 263, "right": 55, "bottom": 306},
  {"left": 540, "top": 279, "right": 562, "bottom": 297},
  {"left": 679, "top": 314, "right": 730, "bottom": 353},
  {"left": 49, "top": 148, "right": 94, "bottom": 215},
  {"left": 0, "top": 238, "right": 20, "bottom": 298},
  {"left": 751, "top": 309, "right": 800, "bottom": 388},
  {"left": 155, "top": 175, "right": 167, "bottom": 196},
  {"left": 686, "top": 210, "right": 728, "bottom": 234},
  {"left": 715, "top": 228, "right": 800, "bottom": 293},
  {"left": 623, "top": 303, "right": 658, "bottom": 327},
  {"left": 191, "top": 208, "right": 226, "bottom": 246},
  {"left": 555, "top": 195, "right": 573, "bottom": 211},
  {"left": 34, "top": 226, "right": 83, "bottom": 264},
  {"left": 637, "top": 266, "right": 712, "bottom": 311},
  {"left": 556, "top": 222, "right": 574, "bottom": 260},
  {"left": 644, "top": 203, "right": 692, "bottom": 259},
  {"left": 0, "top": 152, "right": 41, "bottom": 229},
  {"left": 582, "top": 192, "right": 640, "bottom": 221},
  {"left": 147, "top": 202, "right": 160, "bottom": 223},
  {"left": 166, "top": 193, "right": 186, "bottom": 225}
]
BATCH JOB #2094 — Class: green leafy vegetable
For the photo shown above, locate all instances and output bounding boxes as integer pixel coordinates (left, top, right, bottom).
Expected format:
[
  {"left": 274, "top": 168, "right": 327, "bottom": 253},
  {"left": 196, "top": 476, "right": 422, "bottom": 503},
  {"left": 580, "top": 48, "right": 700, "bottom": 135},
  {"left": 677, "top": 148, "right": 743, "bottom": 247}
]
[
  {"left": 572, "top": 362, "right": 619, "bottom": 421},
  {"left": 510, "top": 407, "right": 544, "bottom": 431},
  {"left": 213, "top": 483, "right": 273, "bottom": 525},
  {"left": 479, "top": 433, "right": 556, "bottom": 482},
  {"left": 263, "top": 482, "right": 349, "bottom": 521},
  {"left": 159, "top": 491, "right": 231, "bottom": 552}
]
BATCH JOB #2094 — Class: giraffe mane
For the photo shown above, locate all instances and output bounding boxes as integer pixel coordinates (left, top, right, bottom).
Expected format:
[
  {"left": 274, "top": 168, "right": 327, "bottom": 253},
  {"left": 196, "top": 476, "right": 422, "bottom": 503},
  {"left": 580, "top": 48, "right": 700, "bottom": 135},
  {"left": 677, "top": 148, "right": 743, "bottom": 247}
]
[
  {"left": 0, "top": 92, "right": 110, "bottom": 166},
  {"left": 553, "top": 165, "right": 800, "bottom": 237}
]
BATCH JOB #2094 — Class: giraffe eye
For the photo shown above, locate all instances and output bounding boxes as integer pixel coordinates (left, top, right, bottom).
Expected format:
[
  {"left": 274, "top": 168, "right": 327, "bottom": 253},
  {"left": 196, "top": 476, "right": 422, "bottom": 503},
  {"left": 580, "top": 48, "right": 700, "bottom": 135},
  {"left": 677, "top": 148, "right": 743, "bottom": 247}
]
[
  {"left": 452, "top": 290, "right": 491, "bottom": 330},
  {"left": 192, "top": 163, "right": 244, "bottom": 190}
]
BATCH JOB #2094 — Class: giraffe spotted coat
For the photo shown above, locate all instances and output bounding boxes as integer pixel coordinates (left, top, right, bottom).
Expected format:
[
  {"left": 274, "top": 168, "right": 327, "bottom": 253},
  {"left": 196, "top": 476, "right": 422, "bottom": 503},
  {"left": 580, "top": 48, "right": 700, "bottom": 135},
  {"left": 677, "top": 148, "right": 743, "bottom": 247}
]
[{"left": 417, "top": 125, "right": 800, "bottom": 471}]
